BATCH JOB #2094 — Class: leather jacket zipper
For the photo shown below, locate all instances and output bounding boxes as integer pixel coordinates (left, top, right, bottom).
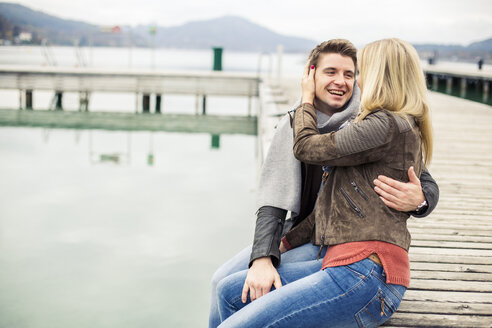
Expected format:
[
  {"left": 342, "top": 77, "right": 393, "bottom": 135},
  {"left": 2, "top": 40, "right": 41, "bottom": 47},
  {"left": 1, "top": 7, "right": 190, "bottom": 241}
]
[
  {"left": 351, "top": 181, "right": 368, "bottom": 200},
  {"left": 340, "top": 187, "right": 365, "bottom": 218}
]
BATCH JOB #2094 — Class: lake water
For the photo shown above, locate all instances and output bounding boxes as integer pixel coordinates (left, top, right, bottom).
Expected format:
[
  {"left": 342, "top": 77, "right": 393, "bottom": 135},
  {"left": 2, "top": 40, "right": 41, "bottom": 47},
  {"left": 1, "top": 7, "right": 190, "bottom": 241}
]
[{"left": 0, "top": 46, "right": 303, "bottom": 327}]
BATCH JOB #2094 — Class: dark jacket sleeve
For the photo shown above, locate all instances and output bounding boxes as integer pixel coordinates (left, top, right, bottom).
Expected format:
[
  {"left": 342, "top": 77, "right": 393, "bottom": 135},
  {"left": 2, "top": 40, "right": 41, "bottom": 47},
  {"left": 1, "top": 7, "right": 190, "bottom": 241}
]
[
  {"left": 281, "top": 210, "right": 316, "bottom": 250},
  {"left": 249, "top": 206, "right": 287, "bottom": 268},
  {"left": 410, "top": 168, "right": 440, "bottom": 218}
]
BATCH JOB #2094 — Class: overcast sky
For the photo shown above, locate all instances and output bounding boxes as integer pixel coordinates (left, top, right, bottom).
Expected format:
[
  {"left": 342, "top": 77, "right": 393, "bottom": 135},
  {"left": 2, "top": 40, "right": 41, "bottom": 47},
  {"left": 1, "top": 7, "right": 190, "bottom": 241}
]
[{"left": 10, "top": 0, "right": 492, "bottom": 46}]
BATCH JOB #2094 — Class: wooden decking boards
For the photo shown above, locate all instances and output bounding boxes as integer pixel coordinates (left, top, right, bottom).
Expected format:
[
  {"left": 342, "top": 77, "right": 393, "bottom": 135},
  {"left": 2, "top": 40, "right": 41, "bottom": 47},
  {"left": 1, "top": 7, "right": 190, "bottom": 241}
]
[{"left": 383, "top": 92, "right": 492, "bottom": 327}]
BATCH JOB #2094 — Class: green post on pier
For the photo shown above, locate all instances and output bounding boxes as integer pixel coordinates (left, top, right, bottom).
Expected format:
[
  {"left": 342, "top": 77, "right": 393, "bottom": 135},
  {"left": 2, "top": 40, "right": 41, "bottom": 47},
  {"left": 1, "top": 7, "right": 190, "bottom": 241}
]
[{"left": 213, "top": 47, "right": 223, "bottom": 71}]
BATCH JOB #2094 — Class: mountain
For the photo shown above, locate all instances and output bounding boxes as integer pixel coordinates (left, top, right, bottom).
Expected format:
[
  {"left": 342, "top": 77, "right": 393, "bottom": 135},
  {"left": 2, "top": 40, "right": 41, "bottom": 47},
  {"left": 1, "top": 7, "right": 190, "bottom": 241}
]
[
  {"left": 413, "top": 38, "right": 492, "bottom": 62},
  {"left": 0, "top": 2, "right": 99, "bottom": 45},
  {"left": 0, "top": 2, "right": 317, "bottom": 52},
  {"left": 468, "top": 38, "right": 492, "bottom": 51},
  {"left": 151, "top": 16, "right": 316, "bottom": 52}
]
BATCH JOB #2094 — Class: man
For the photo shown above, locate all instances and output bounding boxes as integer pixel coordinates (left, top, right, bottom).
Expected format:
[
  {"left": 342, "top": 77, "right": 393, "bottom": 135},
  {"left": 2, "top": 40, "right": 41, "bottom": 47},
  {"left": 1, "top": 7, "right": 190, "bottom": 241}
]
[{"left": 209, "top": 39, "right": 439, "bottom": 327}]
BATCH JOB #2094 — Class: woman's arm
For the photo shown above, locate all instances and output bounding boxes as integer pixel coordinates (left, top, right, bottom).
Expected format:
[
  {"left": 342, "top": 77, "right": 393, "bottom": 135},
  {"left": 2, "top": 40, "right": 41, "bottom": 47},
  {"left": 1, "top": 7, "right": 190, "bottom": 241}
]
[
  {"left": 281, "top": 211, "right": 316, "bottom": 251},
  {"left": 293, "top": 103, "right": 394, "bottom": 166}
]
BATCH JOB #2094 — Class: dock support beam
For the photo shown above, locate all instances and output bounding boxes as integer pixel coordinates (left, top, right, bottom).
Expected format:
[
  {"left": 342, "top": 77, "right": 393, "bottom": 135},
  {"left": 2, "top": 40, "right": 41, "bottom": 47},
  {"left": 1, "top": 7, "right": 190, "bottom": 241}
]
[
  {"left": 460, "top": 78, "right": 467, "bottom": 98},
  {"left": 202, "top": 95, "right": 207, "bottom": 115},
  {"left": 79, "top": 91, "right": 89, "bottom": 111},
  {"left": 248, "top": 96, "right": 252, "bottom": 117},
  {"left": 143, "top": 94, "right": 150, "bottom": 113},
  {"left": 484, "top": 81, "right": 490, "bottom": 103},
  {"left": 19, "top": 89, "right": 23, "bottom": 109},
  {"left": 432, "top": 75, "right": 438, "bottom": 90},
  {"left": 155, "top": 94, "right": 162, "bottom": 114},
  {"left": 55, "top": 92, "right": 63, "bottom": 110},
  {"left": 195, "top": 95, "right": 200, "bottom": 115},
  {"left": 26, "top": 90, "right": 33, "bottom": 110},
  {"left": 446, "top": 78, "right": 453, "bottom": 94}
]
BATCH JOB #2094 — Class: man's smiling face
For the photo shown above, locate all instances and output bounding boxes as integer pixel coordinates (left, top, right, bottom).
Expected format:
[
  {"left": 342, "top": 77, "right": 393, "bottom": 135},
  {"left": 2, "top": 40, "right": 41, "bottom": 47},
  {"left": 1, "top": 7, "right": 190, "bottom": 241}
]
[{"left": 314, "top": 53, "right": 355, "bottom": 115}]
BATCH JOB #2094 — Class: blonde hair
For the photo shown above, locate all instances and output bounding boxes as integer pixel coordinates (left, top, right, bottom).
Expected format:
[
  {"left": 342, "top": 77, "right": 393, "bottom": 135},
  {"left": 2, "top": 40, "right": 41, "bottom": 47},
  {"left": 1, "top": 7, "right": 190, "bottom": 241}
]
[{"left": 356, "top": 38, "right": 433, "bottom": 165}]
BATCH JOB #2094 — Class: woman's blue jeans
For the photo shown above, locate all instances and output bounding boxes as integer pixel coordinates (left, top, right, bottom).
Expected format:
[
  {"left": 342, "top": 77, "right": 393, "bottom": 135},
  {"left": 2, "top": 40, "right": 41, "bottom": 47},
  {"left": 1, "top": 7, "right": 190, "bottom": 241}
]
[
  {"left": 216, "top": 253, "right": 406, "bottom": 328},
  {"left": 210, "top": 243, "right": 328, "bottom": 328}
]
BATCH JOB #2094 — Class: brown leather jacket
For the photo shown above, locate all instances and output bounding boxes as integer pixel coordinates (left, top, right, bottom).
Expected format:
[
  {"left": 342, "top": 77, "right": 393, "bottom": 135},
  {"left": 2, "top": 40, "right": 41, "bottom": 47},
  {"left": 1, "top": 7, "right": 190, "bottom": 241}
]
[{"left": 283, "top": 103, "right": 423, "bottom": 251}]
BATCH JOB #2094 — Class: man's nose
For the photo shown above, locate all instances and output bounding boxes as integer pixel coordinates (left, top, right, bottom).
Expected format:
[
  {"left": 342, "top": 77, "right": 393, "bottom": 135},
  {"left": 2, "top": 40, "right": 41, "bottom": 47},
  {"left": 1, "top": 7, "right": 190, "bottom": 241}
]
[{"left": 334, "top": 73, "right": 345, "bottom": 85}]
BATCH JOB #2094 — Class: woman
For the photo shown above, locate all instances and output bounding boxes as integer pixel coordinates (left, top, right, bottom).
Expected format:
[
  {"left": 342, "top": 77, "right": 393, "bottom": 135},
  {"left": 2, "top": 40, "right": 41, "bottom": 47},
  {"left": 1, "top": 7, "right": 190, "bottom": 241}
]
[{"left": 216, "top": 38, "right": 433, "bottom": 328}]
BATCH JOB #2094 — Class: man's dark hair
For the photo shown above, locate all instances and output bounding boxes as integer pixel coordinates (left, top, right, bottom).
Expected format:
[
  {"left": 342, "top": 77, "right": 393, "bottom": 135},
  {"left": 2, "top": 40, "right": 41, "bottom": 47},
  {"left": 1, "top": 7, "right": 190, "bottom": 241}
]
[{"left": 308, "top": 39, "right": 357, "bottom": 69}]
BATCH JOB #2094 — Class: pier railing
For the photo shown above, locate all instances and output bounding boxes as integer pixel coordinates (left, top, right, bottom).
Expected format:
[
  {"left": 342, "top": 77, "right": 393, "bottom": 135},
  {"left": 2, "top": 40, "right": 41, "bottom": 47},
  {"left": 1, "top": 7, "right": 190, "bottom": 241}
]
[
  {"left": 0, "top": 65, "right": 260, "bottom": 113},
  {"left": 0, "top": 65, "right": 261, "bottom": 136}
]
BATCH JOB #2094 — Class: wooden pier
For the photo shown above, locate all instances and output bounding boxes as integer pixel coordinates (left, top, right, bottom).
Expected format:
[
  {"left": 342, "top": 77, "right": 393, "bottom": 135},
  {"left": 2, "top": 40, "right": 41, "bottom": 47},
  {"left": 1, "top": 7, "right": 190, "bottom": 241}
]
[
  {"left": 259, "top": 80, "right": 492, "bottom": 327},
  {"left": 0, "top": 65, "right": 261, "bottom": 134},
  {"left": 0, "top": 65, "right": 260, "bottom": 114},
  {"left": 422, "top": 64, "right": 492, "bottom": 104}
]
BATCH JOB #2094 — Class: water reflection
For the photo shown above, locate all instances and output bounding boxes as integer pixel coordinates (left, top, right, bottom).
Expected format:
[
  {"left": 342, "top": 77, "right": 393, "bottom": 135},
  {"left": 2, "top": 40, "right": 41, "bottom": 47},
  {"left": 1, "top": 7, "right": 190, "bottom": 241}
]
[{"left": 0, "top": 127, "right": 256, "bottom": 327}]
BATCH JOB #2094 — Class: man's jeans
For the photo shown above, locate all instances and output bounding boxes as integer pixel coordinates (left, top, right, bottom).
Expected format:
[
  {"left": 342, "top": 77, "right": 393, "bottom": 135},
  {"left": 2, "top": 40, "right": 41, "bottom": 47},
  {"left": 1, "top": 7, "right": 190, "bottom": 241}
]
[
  {"left": 209, "top": 243, "right": 327, "bottom": 328},
  {"left": 215, "top": 255, "right": 406, "bottom": 327}
]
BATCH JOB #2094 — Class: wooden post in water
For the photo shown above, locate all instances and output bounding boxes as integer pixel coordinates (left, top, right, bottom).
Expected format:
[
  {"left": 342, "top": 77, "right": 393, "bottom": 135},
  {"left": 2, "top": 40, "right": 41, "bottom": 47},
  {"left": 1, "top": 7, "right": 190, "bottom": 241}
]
[
  {"left": 446, "top": 77, "right": 453, "bottom": 94},
  {"left": 484, "top": 81, "right": 490, "bottom": 103},
  {"left": 432, "top": 75, "right": 438, "bottom": 90},
  {"left": 195, "top": 95, "right": 200, "bottom": 115},
  {"left": 26, "top": 90, "right": 33, "bottom": 110},
  {"left": 460, "top": 78, "right": 467, "bottom": 98},
  {"left": 79, "top": 91, "right": 89, "bottom": 111},
  {"left": 248, "top": 96, "right": 252, "bottom": 117},
  {"left": 18, "top": 89, "right": 23, "bottom": 110},
  {"left": 143, "top": 94, "right": 150, "bottom": 113},
  {"left": 55, "top": 91, "right": 63, "bottom": 110},
  {"left": 155, "top": 94, "right": 162, "bottom": 114},
  {"left": 202, "top": 95, "right": 207, "bottom": 115}
]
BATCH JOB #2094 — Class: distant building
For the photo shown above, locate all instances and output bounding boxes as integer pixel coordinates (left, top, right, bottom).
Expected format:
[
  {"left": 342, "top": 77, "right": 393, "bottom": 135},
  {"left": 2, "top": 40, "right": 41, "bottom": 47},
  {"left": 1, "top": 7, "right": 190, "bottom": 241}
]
[{"left": 18, "top": 32, "right": 32, "bottom": 43}]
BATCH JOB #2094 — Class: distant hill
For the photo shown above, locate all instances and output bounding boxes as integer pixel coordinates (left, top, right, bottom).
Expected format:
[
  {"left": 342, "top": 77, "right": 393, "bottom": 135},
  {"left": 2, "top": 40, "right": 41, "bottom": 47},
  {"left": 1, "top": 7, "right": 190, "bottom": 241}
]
[
  {"left": 135, "top": 16, "right": 316, "bottom": 52},
  {"left": 0, "top": 2, "right": 317, "bottom": 52},
  {"left": 414, "top": 38, "right": 492, "bottom": 62}
]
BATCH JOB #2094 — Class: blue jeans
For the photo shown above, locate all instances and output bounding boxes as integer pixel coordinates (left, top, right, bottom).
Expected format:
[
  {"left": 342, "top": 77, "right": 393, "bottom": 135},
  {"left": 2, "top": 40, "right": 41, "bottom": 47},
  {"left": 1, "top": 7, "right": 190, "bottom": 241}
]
[
  {"left": 216, "top": 256, "right": 406, "bottom": 328},
  {"left": 209, "top": 243, "right": 328, "bottom": 328}
]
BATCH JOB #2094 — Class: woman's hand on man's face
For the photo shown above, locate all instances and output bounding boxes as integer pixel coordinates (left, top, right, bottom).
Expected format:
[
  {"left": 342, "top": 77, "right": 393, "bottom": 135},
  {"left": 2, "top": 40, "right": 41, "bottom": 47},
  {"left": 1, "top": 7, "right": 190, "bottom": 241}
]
[{"left": 301, "top": 61, "right": 316, "bottom": 105}]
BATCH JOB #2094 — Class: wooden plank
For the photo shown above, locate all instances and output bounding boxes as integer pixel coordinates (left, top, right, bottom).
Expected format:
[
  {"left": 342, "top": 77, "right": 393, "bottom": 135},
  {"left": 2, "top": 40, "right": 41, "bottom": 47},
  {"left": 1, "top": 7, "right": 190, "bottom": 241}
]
[
  {"left": 409, "top": 228, "right": 492, "bottom": 237},
  {"left": 403, "top": 290, "right": 492, "bottom": 303},
  {"left": 398, "top": 300, "right": 492, "bottom": 315},
  {"left": 408, "top": 223, "right": 492, "bottom": 231},
  {"left": 411, "top": 234, "right": 492, "bottom": 243},
  {"left": 409, "top": 247, "right": 492, "bottom": 257},
  {"left": 411, "top": 270, "right": 492, "bottom": 281},
  {"left": 409, "top": 279, "right": 492, "bottom": 292},
  {"left": 384, "top": 312, "right": 492, "bottom": 328},
  {"left": 411, "top": 240, "right": 492, "bottom": 250},
  {"left": 409, "top": 253, "right": 492, "bottom": 265},
  {"left": 410, "top": 262, "right": 492, "bottom": 273},
  {"left": 409, "top": 246, "right": 492, "bottom": 256},
  {"left": 0, "top": 65, "right": 260, "bottom": 97}
]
